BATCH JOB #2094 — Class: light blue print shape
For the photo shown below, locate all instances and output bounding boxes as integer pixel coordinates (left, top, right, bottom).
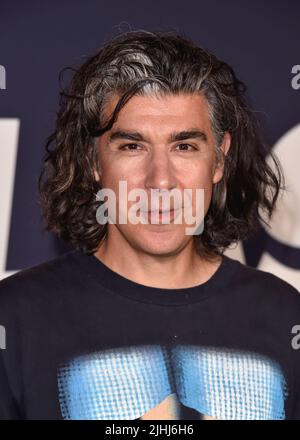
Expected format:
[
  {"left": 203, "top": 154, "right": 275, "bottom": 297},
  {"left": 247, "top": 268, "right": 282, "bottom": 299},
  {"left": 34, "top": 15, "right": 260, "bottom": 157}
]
[
  {"left": 57, "top": 345, "right": 174, "bottom": 420},
  {"left": 172, "top": 345, "right": 288, "bottom": 420},
  {"left": 57, "top": 344, "right": 288, "bottom": 420}
]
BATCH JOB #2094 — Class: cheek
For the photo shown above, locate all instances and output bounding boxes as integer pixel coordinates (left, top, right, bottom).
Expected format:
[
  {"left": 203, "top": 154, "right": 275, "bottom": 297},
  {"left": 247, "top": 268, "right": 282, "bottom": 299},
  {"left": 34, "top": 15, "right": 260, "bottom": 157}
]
[
  {"left": 182, "top": 164, "right": 215, "bottom": 191},
  {"left": 182, "top": 167, "right": 215, "bottom": 214},
  {"left": 203, "top": 186, "right": 214, "bottom": 213},
  {"left": 101, "top": 165, "right": 130, "bottom": 190},
  {"left": 102, "top": 156, "right": 145, "bottom": 184}
]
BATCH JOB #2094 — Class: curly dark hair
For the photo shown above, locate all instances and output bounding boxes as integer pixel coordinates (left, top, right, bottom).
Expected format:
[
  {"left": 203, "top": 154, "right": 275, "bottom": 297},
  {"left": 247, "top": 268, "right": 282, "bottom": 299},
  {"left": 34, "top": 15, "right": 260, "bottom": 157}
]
[{"left": 38, "top": 28, "right": 284, "bottom": 259}]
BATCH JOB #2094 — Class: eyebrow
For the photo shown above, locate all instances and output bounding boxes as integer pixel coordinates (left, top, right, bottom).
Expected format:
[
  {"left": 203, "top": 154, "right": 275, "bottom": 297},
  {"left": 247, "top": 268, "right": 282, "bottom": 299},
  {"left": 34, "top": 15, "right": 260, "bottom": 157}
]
[{"left": 108, "top": 129, "right": 208, "bottom": 144}]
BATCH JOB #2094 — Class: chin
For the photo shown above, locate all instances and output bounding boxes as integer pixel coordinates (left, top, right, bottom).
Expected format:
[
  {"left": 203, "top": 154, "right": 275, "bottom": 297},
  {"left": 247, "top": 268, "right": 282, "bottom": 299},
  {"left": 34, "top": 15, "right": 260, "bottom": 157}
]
[{"left": 131, "top": 228, "right": 187, "bottom": 256}]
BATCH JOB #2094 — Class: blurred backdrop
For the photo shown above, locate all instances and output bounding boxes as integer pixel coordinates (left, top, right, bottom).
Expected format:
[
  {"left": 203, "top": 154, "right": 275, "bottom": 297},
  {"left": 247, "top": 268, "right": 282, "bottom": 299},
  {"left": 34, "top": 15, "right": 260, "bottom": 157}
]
[{"left": 0, "top": 0, "right": 299, "bottom": 289}]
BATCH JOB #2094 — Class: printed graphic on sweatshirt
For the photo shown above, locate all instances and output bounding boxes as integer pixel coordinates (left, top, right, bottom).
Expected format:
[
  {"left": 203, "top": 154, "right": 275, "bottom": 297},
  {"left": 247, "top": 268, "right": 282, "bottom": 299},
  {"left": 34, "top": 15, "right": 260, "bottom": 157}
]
[{"left": 57, "top": 345, "right": 288, "bottom": 420}]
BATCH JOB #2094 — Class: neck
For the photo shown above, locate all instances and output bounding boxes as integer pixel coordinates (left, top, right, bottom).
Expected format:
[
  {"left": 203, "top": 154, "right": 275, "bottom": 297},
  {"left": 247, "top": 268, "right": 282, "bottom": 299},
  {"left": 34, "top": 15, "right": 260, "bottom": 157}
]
[{"left": 93, "top": 232, "right": 222, "bottom": 290}]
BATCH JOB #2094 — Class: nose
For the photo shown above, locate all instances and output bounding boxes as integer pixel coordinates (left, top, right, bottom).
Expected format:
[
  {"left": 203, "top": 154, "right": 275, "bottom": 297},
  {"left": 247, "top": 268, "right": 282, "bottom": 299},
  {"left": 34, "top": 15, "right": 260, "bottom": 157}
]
[{"left": 144, "top": 148, "right": 177, "bottom": 193}]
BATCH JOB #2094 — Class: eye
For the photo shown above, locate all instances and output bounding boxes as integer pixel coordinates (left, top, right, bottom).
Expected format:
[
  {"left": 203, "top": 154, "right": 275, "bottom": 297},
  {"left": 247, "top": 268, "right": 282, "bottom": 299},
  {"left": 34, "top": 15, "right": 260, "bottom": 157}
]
[
  {"left": 176, "top": 143, "right": 196, "bottom": 151},
  {"left": 119, "top": 143, "right": 142, "bottom": 151}
]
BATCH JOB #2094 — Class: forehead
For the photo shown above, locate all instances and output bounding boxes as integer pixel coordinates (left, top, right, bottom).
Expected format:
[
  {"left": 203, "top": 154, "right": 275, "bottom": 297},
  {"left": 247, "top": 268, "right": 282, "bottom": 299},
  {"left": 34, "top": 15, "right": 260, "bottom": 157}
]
[{"left": 102, "top": 92, "right": 212, "bottom": 134}]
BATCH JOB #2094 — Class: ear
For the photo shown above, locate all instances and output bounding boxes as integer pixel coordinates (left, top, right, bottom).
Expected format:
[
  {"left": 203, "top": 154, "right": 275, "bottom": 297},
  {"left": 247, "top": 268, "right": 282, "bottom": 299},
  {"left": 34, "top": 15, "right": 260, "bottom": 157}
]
[
  {"left": 212, "top": 132, "right": 231, "bottom": 184},
  {"left": 93, "top": 154, "right": 102, "bottom": 183},
  {"left": 93, "top": 138, "right": 102, "bottom": 183},
  {"left": 94, "top": 169, "right": 101, "bottom": 182}
]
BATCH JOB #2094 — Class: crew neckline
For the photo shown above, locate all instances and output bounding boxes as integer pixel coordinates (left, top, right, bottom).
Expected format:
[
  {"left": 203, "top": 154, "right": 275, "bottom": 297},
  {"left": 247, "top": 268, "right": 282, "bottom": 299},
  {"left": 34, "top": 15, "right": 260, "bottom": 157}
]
[{"left": 70, "top": 249, "right": 238, "bottom": 306}]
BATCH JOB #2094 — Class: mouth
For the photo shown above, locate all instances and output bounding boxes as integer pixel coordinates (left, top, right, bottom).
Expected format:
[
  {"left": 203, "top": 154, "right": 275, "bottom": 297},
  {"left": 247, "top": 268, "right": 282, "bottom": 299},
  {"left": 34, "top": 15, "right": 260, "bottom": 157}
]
[
  {"left": 149, "top": 209, "right": 175, "bottom": 213},
  {"left": 141, "top": 208, "right": 181, "bottom": 223}
]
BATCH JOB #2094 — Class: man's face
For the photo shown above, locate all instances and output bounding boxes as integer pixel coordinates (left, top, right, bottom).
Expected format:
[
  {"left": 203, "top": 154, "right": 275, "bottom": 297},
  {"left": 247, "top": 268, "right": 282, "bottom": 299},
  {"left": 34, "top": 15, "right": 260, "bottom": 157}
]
[{"left": 95, "top": 92, "right": 230, "bottom": 256}]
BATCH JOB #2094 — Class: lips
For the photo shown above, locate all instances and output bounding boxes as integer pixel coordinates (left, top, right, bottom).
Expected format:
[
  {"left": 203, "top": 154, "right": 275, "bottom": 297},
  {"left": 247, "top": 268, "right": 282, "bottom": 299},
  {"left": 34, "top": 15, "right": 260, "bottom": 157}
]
[
  {"left": 140, "top": 208, "right": 182, "bottom": 224},
  {"left": 141, "top": 208, "right": 179, "bottom": 216},
  {"left": 147, "top": 209, "right": 175, "bottom": 214}
]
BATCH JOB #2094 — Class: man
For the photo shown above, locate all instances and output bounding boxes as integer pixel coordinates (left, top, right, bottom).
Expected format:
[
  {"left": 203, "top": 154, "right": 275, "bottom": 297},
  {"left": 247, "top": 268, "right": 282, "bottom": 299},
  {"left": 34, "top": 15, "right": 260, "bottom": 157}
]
[{"left": 0, "top": 29, "right": 299, "bottom": 420}]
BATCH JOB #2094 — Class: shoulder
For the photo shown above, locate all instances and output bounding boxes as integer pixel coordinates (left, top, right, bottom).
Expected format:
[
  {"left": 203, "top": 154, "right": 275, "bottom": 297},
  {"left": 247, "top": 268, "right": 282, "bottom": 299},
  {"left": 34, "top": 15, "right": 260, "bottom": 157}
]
[
  {"left": 225, "top": 255, "right": 300, "bottom": 315},
  {"left": 0, "top": 250, "right": 79, "bottom": 304}
]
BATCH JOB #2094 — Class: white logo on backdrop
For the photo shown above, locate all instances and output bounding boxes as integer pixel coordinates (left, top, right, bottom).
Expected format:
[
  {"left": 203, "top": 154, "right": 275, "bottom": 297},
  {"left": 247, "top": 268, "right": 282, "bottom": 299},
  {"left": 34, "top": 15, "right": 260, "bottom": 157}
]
[
  {"left": 258, "top": 124, "right": 300, "bottom": 290},
  {"left": 0, "top": 118, "right": 19, "bottom": 280}
]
